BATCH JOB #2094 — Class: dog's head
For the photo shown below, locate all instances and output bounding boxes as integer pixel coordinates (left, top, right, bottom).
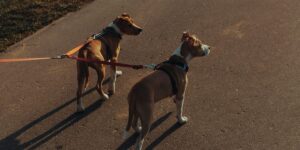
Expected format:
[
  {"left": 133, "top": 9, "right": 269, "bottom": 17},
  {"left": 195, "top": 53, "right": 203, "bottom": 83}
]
[
  {"left": 180, "top": 32, "right": 210, "bottom": 59},
  {"left": 113, "top": 13, "right": 143, "bottom": 35}
]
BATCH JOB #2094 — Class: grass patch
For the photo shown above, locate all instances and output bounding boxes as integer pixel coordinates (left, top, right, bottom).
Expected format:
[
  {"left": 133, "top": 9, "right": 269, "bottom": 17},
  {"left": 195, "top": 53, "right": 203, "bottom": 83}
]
[{"left": 0, "top": 0, "right": 94, "bottom": 52}]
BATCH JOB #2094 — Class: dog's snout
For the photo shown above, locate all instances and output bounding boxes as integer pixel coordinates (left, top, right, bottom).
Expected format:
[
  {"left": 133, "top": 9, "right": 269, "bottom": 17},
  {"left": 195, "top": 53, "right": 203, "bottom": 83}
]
[
  {"left": 138, "top": 28, "right": 143, "bottom": 32},
  {"left": 201, "top": 44, "right": 210, "bottom": 56}
]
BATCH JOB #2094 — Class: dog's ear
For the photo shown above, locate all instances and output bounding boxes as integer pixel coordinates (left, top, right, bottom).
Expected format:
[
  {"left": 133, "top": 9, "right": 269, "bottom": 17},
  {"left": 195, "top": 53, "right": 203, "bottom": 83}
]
[
  {"left": 182, "top": 32, "right": 195, "bottom": 46},
  {"left": 181, "top": 31, "right": 190, "bottom": 42},
  {"left": 114, "top": 16, "right": 122, "bottom": 24},
  {"left": 121, "top": 13, "right": 130, "bottom": 17},
  {"left": 188, "top": 37, "right": 196, "bottom": 47}
]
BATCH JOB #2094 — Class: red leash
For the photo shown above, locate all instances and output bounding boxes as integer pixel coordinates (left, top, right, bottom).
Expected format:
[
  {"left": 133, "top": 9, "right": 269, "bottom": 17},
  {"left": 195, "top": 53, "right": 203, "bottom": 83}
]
[
  {"left": 68, "top": 56, "right": 144, "bottom": 69},
  {"left": 0, "top": 39, "right": 155, "bottom": 70},
  {"left": 0, "top": 57, "right": 53, "bottom": 63}
]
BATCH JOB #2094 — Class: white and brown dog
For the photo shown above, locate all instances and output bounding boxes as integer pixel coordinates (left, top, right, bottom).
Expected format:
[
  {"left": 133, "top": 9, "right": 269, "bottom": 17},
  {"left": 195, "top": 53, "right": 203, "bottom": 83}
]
[
  {"left": 123, "top": 32, "right": 210, "bottom": 150},
  {"left": 76, "top": 13, "right": 142, "bottom": 112}
]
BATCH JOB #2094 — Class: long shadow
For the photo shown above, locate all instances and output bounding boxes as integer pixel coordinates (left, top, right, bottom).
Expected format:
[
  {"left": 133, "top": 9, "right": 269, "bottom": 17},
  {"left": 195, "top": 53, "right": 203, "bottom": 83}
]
[
  {"left": 117, "top": 112, "right": 173, "bottom": 150},
  {"left": 0, "top": 77, "right": 113, "bottom": 150},
  {"left": 146, "top": 122, "right": 183, "bottom": 150},
  {"left": 25, "top": 99, "right": 104, "bottom": 150}
]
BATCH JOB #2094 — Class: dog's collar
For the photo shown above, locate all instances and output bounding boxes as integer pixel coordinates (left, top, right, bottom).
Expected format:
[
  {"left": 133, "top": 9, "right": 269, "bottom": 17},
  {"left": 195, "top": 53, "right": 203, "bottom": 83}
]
[
  {"left": 158, "top": 55, "right": 189, "bottom": 72},
  {"left": 90, "top": 23, "right": 123, "bottom": 60},
  {"left": 170, "top": 56, "right": 189, "bottom": 72},
  {"left": 108, "top": 22, "right": 123, "bottom": 37},
  {"left": 100, "top": 27, "right": 122, "bottom": 39}
]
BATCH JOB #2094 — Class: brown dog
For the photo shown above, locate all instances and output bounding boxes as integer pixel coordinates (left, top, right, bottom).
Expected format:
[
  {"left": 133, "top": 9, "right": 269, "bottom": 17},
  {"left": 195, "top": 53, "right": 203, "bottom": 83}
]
[
  {"left": 123, "top": 32, "right": 210, "bottom": 150},
  {"left": 76, "top": 13, "right": 142, "bottom": 112}
]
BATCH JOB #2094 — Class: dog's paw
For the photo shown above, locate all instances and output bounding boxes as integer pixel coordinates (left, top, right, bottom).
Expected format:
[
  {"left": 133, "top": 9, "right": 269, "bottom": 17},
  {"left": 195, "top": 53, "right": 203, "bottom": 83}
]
[
  {"left": 108, "top": 81, "right": 116, "bottom": 96},
  {"left": 77, "top": 104, "right": 85, "bottom": 113},
  {"left": 134, "top": 126, "right": 142, "bottom": 133},
  {"left": 108, "top": 83, "right": 116, "bottom": 96},
  {"left": 136, "top": 138, "right": 144, "bottom": 150},
  {"left": 116, "top": 70, "right": 123, "bottom": 76},
  {"left": 101, "top": 93, "right": 109, "bottom": 101},
  {"left": 177, "top": 116, "right": 188, "bottom": 124}
]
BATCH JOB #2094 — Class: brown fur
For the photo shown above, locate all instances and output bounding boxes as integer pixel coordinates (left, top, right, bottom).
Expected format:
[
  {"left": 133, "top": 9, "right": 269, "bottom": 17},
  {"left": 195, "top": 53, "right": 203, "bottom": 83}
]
[
  {"left": 124, "top": 32, "right": 210, "bottom": 150},
  {"left": 76, "top": 13, "right": 142, "bottom": 112}
]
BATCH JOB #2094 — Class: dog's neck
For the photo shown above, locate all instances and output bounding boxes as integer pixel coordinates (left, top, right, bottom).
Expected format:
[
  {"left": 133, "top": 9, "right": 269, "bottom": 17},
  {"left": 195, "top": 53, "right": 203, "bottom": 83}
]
[
  {"left": 172, "top": 44, "right": 192, "bottom": 63},
  {"left": 108, "top": 22, "right": 123, "bottom": 36}
]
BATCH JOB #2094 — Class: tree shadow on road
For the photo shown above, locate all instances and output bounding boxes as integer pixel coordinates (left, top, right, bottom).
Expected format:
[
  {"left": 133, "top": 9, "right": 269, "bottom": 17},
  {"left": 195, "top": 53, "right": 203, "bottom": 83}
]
[
  {"left": 117, "top": 112, "right": 184, "bottom": 150},
  {"left": 0, "top": 78, "right": 112, "bottom": 150}
]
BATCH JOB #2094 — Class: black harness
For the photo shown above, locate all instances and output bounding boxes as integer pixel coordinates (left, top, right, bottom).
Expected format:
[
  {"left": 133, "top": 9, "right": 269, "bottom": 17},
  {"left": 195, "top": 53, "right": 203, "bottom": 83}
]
[
  {"left": 155, "top": 55, "right": 189, "bottom": 94},
  {"left": 93, "top": 27, "right": 122, "bottom": 60}
]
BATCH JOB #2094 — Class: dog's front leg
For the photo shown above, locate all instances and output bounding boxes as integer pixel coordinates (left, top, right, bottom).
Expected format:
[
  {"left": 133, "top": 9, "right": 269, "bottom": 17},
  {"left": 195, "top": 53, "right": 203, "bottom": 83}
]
[
  {"left": 175, "top": 96, "right": 188, "bottom": 124},
  {"left": 108, "top": 59, "right": 117, "bottom": 96},
  {"left": 175, "top": 79, "right": 188, "bottom": 124}
]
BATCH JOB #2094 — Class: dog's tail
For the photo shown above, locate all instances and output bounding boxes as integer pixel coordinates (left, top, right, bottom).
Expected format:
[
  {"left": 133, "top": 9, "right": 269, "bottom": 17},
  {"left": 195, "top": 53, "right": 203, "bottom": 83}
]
[
  {"left": 123, "top": 91, "right": 135, "bottom": 140},
  {"left": 125, "top": 92, "right": 135, "bottom": 131}
]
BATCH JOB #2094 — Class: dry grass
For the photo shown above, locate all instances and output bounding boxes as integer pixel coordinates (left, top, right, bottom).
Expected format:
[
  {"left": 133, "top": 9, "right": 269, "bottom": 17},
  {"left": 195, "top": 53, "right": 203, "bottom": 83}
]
[{"left": 0, "top": 0, "right": 94, "bottom": 52}]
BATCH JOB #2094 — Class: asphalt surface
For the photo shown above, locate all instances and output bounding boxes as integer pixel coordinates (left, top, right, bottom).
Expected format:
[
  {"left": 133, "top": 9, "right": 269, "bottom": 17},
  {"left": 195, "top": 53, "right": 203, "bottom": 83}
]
[{"left": 0, "top": 0, "right": 299, "bottom": 149}]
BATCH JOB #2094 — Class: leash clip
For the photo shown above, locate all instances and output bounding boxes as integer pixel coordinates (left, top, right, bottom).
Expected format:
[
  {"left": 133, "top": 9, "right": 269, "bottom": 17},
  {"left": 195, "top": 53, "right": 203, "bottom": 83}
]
[
  {"left": 143, "top": 64, "right": 157, "bottom": 70},
  {"left": 52, "top": 54, "right": 69, "bottom": 59}
]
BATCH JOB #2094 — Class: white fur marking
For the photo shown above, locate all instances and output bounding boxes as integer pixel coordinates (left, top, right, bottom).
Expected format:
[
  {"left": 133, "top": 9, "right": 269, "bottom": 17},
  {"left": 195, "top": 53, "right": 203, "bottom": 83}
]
[
  {"left": 101, "top": 93, "right": 109, "bottom": 100},
  {"left": 172, "top": 44, "right": 183, "bottom": 57},
  {"left": 136, "top": 138, "right": 144, "bottom": 150},
  {"left": 134, "top": 126, "right": 142, "bottom": 133},
  {"left": 116, "top": 70, "right": 123, "bottom": 76},
  {"left": 176, "top": 97, "right": 188, "bottom": 124},
  {"left": 201, "top": 44, "right": 210, "bottom": 56},
  {"left": 172, "top": 43, "right": 193, "bottom": 62}
]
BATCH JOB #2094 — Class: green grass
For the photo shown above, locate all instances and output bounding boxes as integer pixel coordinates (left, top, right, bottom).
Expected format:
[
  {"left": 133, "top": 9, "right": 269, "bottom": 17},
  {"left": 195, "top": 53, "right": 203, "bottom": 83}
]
[{"left": 0, "top": 0, "right": 94, "bottom": 52}]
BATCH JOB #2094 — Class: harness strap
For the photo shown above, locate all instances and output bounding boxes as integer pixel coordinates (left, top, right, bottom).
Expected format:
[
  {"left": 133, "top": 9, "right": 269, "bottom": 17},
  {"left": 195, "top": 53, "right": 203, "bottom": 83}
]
[
  {"left": 95, "top": 36, "right": 113, "bottom": 60},
  {"left": 157, "top": 67, "right": 178, "bottom": 94},
  {"left": 163, "top": 61, "right": 189, "bottom": 72},
  {"left": 93, "top": 26, "right": 122, "bottom": 61},
  {"left": 65, "top": 43, "right": 86, "bottom": 57}
]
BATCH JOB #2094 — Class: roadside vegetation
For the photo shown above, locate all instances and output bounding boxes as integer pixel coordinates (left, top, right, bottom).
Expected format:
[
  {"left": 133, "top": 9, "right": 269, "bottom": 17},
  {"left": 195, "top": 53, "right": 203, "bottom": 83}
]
[{"left": 0, "top": 0, "right": 94, "bottom": 52}]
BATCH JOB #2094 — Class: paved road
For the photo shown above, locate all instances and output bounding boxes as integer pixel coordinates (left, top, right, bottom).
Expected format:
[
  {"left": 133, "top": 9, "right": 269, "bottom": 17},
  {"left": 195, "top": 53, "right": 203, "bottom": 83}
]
[{"left": 0, "top": 0, "right": 299, "bottom": 149}]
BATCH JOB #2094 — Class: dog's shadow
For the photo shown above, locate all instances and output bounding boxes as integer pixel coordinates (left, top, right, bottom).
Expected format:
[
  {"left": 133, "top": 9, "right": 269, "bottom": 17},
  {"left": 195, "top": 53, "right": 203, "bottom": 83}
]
[
  {"left": 0, "top": 77, "right": 113, "bottom": 150},
  {"left": 117, "top": 112, "right": 184, "bottom": 150}
]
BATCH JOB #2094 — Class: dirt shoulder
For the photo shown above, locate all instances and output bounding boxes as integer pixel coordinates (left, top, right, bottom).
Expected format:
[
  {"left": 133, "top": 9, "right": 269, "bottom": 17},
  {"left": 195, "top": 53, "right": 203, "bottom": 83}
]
[{"left": 0, "top": 0, "right": 93, "bottom": 52}]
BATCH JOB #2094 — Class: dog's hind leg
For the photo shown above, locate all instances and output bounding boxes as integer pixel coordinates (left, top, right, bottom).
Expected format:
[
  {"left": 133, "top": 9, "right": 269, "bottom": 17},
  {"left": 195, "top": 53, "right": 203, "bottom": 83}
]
[
  {"left": 84, "top": 68, "right": 89, "bottom": 91},
  {"left": 135, "top": 103, "right": 153, "bottom": 150},
  {"left": 76, "top": 61, "right": 88, "bottom": 112},
  {"left": 95, "top": 64, "right": 109, "bottom": 101},
  {"left": 123, "top": 99, "right": 134, "bottom": 140},
  {"left": 132, "top": 113, "right": 142, "bottom": 133}
]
